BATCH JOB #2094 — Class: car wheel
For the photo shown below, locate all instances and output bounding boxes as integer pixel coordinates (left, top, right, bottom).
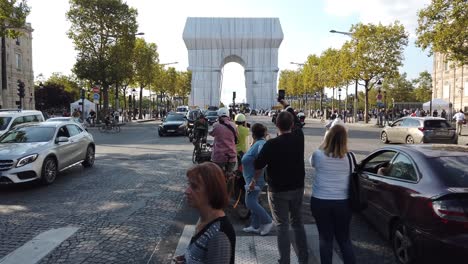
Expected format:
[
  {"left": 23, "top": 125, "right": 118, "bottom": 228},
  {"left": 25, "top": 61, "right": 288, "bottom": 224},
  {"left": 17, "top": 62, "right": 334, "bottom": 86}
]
[
  {"left": 82, "top": 145, "right": 95, "bottom": 168},
  {"left": 392, "top": 221, "right": 415, "bottom": 264},
  {"left": 381, "top": 132, "right": 389, "bottom": 143},
  {"left": 405, "top": 135, "right": 414, "bottom": 144},
  {"left": 158, "top": 131, "right": 164, "bottom": 137},
  {"left": 41, "top": 157, "right": 57, "bottom": 185}
]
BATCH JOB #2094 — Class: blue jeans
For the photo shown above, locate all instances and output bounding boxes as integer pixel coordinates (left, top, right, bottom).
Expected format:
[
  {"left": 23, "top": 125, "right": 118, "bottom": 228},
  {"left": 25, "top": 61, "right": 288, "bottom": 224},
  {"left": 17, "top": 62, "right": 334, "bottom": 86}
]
[
  {"left": 268, "top": 188, "right": 308, "bottom": 264},
  {"left": 310, "top": 197, "right": 355, "bottom": 264},
  {"left": 245, "top": 182, "right": 272, "bottom": 229}
]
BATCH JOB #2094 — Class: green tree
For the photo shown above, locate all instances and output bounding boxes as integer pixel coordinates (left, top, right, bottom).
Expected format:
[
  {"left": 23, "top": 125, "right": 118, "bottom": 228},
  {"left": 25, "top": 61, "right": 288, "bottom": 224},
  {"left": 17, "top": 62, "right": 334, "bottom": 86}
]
[
  {"left": 348, "top": 22, "right": 408, "bottom": 122},
  {"left": 382, "top": 73, "right": 416, "bottom": 103},
  {"left": 303, "top": 54, "right": 327, "bottom": 112},
  {"left": 176, "top": 71, "right": 192, "bottom": 105},
  {"left": 47, "top": 73, "right": 81, "bottom": 99},
  {"left": 412, "top": 71, "right": 433, "bottom": 102},
  {"left": 416, "top": 0, "right": 468, "bottom": 65},
  {"left": 67, "top": 0, "right": 138, "bottom": 115},
  {"left": 133, "top": 38, "right": 158, "bottom": 119},
  {"left": 0, "top": 0, "right": 30, "bottom": 37}
]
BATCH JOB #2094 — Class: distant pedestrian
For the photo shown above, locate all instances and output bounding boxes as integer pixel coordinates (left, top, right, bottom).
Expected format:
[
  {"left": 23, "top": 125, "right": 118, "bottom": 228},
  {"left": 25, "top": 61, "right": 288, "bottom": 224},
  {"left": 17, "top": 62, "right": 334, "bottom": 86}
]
[
  {"left": 310, "top": 124, "right": 356, "bottom": 264},
  {"left": 453, "top": 110, "right": 465, "bottom": 135},
  {"left": 253, "top": 100, "right": 308, "bottom": 264},
  {"left": 433, "top": 109, "right": 438, "bottom": 117}
]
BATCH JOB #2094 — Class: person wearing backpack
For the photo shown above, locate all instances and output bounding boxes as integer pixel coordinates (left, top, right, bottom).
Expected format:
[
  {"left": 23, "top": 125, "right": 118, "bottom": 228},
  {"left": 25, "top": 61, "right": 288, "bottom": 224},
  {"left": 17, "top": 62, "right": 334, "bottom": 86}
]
[
  {"left": 309, "top": 124, "right": 356, "bottom": 264},
  {"left": 210, "top": 108, "right": 238, "bottom": 173}
]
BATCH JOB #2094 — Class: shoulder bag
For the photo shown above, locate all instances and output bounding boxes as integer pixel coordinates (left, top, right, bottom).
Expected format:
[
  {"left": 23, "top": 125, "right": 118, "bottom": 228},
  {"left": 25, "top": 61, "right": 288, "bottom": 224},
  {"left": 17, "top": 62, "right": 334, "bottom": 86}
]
[{"left": 346, "top": 152, "right": 368, "bottom": 212}]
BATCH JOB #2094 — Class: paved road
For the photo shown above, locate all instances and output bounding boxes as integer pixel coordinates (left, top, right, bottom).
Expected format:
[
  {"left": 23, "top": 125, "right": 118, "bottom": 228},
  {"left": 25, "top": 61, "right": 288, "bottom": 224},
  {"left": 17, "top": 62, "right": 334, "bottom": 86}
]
[{"left": 0, "top": 117, "right": 398, "bottom": 263}]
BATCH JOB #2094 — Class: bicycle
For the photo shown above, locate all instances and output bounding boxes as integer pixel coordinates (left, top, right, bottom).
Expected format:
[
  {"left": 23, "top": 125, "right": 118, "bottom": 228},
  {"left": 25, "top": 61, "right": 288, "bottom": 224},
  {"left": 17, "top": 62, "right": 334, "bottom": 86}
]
[{"left": 99, "top": 121, "right": 121, "bottom": 133}]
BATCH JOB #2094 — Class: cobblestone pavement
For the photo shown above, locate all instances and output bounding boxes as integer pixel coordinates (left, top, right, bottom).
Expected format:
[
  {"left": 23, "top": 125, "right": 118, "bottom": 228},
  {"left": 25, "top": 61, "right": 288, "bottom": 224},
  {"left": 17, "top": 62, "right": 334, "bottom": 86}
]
[{"left": 0, "top": 122, "right": 193, "bottom": 264}]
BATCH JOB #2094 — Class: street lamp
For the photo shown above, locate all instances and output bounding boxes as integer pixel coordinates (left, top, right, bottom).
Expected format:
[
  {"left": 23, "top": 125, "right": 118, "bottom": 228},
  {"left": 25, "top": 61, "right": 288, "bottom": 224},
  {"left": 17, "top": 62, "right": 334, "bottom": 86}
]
[{"left": 329, "top": 30, "right": 353, "bottom": 36}]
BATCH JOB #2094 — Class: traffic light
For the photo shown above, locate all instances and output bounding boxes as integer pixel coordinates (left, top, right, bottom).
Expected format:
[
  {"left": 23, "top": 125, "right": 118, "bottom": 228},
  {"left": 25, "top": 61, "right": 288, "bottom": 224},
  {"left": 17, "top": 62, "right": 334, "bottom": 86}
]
[
  {"left": 17, "top": 80, "right": 25, "bottom": 98},
  {"left": 232, "top": 91, "right": 236, "bottom": 101}
]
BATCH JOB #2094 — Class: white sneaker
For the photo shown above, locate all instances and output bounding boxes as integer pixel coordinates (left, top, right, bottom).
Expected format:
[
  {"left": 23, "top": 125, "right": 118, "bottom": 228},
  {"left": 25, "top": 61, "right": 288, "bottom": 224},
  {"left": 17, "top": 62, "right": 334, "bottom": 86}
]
[
  {"left": 260, "top": 222, "right": 273, "bottom": 236},
  {"left": 242, "top": 226, "right": 260, "bottom": 233}
]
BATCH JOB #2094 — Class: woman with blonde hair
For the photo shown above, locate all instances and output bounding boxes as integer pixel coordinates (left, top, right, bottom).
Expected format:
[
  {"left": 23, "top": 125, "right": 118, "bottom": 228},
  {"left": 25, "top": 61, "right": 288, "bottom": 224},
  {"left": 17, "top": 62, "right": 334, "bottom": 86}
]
[{"left": 309, "top": 124, "right": 356, "bottom": 264}]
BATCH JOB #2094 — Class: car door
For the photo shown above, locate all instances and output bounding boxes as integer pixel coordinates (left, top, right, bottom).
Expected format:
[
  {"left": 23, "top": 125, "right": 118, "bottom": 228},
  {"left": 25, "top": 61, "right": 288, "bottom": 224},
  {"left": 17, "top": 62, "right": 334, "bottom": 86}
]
[
  {"left": 386, "top": 119, "right": 403, "bottom": 142},
  {"left": 358, "top": 150, "right": 398, "bottom": 235},
  {"left": 66, "top": 124, "right": 84, "bottom": 163},
  {"left": 54, "top": 125, "right": 75, "bottom": 169},
  {"left": 371, "top": 153, "right": 420, "bottom": 236}
]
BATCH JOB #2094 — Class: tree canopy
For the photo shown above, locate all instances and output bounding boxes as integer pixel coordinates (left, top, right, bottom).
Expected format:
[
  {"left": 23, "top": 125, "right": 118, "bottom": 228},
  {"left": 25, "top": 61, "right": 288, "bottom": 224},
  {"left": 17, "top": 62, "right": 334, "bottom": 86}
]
[
  {"left": 0, "top": 0, "right": 30, "bottom": 37},
  {"left": 416, "top": 0, "right": 468, "bottom": 65}
]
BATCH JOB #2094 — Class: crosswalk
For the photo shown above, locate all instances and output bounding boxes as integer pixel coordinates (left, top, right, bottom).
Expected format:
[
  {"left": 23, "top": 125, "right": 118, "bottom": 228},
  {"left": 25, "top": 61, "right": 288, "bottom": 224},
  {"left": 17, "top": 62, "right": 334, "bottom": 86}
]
[{"left": 174, "top": 224, "right": 343, "bottom": 264}]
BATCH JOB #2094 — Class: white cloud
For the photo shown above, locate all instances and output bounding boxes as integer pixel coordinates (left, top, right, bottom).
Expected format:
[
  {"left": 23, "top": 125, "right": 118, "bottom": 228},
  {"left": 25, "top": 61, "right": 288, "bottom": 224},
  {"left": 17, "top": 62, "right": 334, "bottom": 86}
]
[{"left": 324, "top": 0, "right": 431, "bottom": 37}]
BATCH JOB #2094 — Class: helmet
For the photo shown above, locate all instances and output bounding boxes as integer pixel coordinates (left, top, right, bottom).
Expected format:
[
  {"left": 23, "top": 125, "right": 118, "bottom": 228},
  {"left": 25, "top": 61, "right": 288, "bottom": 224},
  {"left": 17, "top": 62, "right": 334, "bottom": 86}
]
[
  {"left": 234, "top": 113, "right": 246, "bottom": 122},
  {"left": 217, "top": 107, "right": 229, "bottom": 117}
]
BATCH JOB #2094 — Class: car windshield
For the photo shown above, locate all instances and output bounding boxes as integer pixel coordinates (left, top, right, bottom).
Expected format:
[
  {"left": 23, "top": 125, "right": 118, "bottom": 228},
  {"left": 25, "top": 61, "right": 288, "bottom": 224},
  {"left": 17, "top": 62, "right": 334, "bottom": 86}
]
[
  {"left": 0, "top": 127, "right": 55, "bottom": 143},
  {"left": 431, "top": 156, "right": 468, "bottom": 187},
  {"left": 0, "top": 117, "right": 12, "bottom": 130},
  {"left": 424, "top": 120, "right": 452, "bottom": 129},
  {"left": 176, "top": 107, "right": 187, "bottom": 112},
  {"left": 187, "top": 111, "right": 199, "bottom": 120},
  {"left": 165, "top": 115, "right": 184, "bottom": 121},
  {"left": 206, "top": 111, "right": 217, "bottom": 116}
]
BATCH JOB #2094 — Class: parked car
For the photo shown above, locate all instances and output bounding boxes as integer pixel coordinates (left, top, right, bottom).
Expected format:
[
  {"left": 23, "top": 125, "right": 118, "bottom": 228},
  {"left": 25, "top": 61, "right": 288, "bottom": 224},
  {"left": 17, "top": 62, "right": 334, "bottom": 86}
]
[
  {"left": 250, "top": 109, "right": 257, "bottom": 116},
  {"left": 204, "top": 110, "right": 218, "bottom": 125},
  {"left": 356, "top": 145, "right": 468, "bottom": 264},
  {"left": 158, "top": 113, "right": 186, "bottom": 136},
  {"left": 380, "top": 117, "right": 458, "bottom": 144},
  {"left": 0, "top": 121, "right": 95, "bottom": 185},
  {"left": 0, "top": 109, "right": 45, "bottom": 137}
]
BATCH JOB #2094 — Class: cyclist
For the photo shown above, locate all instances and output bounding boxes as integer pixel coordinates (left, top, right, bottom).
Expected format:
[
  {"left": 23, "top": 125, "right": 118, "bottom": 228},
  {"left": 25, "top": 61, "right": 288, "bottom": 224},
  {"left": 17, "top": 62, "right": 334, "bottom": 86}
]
[
  {"left": 104, "top": 114, "right": 112, "bottom": 128},
  {"left": 193, "top": 113, "right": 209, "bottom": 143},
  {"left": 209, "top": 107, "right": 238, "bottom": 173},
  {"left": 234, "top": 113, "right": 249, "bottom": 157}
]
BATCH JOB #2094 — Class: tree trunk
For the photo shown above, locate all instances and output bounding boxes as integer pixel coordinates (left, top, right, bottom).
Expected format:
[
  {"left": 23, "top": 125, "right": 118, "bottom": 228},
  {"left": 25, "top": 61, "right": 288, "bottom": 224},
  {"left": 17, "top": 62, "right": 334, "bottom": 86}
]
[
  {"left": 138, "top": 86, "right": 143, "bottom": 119},
  {"left": 364, "top": 80, "right": 370, "bottom": 123}
]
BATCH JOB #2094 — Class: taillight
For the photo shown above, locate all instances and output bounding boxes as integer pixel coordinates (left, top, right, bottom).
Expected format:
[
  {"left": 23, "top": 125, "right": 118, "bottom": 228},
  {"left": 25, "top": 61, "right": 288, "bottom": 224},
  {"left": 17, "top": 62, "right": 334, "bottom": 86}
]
[
  {"left": 432, "top": 200, "right": 468, "bottom": 223},
  {"left": 418, "top": 127, "right": 425, "bottom": 132}
]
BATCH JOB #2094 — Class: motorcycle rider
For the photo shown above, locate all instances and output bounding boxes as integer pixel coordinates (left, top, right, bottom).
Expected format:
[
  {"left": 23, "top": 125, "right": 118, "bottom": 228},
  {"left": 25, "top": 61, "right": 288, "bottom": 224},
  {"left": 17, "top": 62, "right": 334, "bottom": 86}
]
[
  {"left": 210, "top": 108, "right": 238, "bottom": 173},
  {"left": 193, "top": 113, "right": 209, "bottom": 143}
]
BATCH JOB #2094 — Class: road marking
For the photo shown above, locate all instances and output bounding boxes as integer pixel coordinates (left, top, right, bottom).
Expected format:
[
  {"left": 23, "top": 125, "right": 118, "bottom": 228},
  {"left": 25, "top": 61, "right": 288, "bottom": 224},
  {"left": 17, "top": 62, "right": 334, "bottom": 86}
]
[{"left": 0, "top": 227, "right": 79, "bottom": 264}]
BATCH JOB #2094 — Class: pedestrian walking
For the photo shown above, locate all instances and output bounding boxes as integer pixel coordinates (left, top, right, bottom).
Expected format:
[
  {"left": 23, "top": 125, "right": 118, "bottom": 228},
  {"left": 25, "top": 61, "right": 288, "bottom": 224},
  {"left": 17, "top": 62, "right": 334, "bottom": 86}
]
[
  {"left": 242, "top": 123, "right": 273, "bottom": 235},
  {"left": 174, "top": 162, "right": 236, "bottom": 264},
  {"left": 253, "top": 100, "right": 308, "bottom": 264},
  {"left": 441, "top": 109, "right": 447, "bottom": 119},
  {"left": 453, "top": 110, "right": 466, "bottom": 135},
  {"left": 309, "top": 124, "right": 356, "bottom": 264}
]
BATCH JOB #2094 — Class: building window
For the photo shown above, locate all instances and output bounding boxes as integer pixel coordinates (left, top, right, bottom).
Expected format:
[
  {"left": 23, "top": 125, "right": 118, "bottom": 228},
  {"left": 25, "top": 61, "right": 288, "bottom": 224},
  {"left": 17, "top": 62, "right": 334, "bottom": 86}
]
[
  {"left": 444, "top": 61, "right": 449, "bottom": 71},
  {"left": 15, "top": 53, "right": 22, "bottom": 71},
  {"left": 16, "top": 37, "right": 20, "bottom": 45},
  {"left": 443, "top": 84, "right": 450, "bottom": 99}
]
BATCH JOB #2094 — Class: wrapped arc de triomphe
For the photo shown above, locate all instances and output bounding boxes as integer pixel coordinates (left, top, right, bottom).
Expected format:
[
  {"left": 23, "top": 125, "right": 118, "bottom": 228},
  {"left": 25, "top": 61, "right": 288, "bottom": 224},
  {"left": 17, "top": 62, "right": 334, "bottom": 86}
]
[{"left": 183, "top": 17, "right": 283, "bottom": 110}]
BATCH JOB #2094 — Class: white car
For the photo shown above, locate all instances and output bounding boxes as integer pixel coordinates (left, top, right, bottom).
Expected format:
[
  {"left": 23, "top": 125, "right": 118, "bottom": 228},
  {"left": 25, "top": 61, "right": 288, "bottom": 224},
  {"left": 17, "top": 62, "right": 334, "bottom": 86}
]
[
  {"left": 0, "top": 121, "right": 95, "bottom": 185},
  {"left": 0, "top": 109, "right": 45, "bottom": 136}
]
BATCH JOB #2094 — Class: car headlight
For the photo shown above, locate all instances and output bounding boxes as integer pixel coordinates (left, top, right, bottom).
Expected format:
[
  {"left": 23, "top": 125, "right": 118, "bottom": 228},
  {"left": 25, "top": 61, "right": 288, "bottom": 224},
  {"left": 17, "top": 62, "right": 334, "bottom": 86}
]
[{"left": 16, "top": 154, "right": 39, "bottom": 167}]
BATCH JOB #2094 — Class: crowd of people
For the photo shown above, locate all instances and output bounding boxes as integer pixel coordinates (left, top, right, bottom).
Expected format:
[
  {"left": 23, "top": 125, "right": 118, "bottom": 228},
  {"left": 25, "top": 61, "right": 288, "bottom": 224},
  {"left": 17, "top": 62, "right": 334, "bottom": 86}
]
[{"left": 177, "top": 99, "right": 357, "bottom": 264}]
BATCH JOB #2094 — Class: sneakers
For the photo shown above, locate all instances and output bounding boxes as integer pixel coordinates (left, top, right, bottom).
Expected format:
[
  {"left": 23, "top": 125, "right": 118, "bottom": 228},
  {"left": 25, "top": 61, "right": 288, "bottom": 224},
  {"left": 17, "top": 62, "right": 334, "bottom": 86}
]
[
  {"left": 242, "top": 226, "right": 260, "bottom": 233},
  {"left": 259, "top": 222, "right": 273, "bottom": 236}
]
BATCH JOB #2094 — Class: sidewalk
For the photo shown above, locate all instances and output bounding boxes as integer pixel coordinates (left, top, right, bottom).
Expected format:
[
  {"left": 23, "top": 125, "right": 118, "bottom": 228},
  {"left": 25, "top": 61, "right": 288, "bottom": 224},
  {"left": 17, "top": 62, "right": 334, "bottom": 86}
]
[{"left": 174, "top": 224, "right": 342, "bottom": 264}]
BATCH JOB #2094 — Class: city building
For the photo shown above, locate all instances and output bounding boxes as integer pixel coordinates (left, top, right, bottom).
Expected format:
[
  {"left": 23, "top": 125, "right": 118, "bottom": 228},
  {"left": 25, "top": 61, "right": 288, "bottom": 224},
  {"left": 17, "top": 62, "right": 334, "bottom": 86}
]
[
  {"left": 432, "top": 52, "right": 468, "bottom": 114},
  {"left": 0, "top": 23, "right": 35, "bottom": 109}
]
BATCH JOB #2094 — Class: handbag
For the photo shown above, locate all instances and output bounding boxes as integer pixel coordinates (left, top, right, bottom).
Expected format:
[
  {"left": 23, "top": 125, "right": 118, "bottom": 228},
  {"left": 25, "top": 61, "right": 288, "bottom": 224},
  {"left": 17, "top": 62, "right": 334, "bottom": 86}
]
[{"left": 346, "top": 152, "right": 368, "bottom": 212}]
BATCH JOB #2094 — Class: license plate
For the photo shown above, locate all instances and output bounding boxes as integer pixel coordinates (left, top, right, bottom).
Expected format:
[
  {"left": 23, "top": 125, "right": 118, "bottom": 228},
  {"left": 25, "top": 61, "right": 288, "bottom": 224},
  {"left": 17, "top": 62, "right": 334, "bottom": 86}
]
[
  {"left": 435, "top": 131, "right": 448, "bottom": 136},
  {"left": 167, "top": 130, "right": 175, "bottom": 132}
]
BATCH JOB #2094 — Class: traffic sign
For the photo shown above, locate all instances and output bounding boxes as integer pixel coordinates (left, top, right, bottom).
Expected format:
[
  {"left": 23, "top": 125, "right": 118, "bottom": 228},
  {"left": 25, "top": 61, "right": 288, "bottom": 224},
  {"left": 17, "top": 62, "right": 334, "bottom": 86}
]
[
  {"left": 92, "top": 87, "right": 100, "bottom": 93},
  {"left": 93, "top": 93, "right": 100, "bottom": 100}
]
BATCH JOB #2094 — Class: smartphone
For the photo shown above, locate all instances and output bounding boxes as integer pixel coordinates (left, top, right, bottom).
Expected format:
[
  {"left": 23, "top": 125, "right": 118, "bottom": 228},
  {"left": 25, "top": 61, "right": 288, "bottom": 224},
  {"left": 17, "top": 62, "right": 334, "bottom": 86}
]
[{"left": 277, "top": 89, "right": 285, "bottom": 102}]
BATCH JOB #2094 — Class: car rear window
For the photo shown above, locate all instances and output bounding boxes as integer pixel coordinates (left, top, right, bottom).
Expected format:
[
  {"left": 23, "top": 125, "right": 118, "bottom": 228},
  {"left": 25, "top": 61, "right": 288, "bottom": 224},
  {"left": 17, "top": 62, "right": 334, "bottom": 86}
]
[
  {"left": 424, "top": 120, "right": 452, "bottom": 129},
  {"left": 431, "top": 156, "right": 468, "bottom": 187}
]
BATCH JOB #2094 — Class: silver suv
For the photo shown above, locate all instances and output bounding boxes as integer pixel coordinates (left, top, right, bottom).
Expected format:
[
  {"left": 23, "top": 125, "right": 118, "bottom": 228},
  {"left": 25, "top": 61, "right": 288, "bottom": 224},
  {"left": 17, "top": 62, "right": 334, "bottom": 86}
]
[
  {"left": 381, "top": 117, "right": 458, "bottom": 144},
  {"left": 0, "top": 121, "right": 95, "bottom": 185}
]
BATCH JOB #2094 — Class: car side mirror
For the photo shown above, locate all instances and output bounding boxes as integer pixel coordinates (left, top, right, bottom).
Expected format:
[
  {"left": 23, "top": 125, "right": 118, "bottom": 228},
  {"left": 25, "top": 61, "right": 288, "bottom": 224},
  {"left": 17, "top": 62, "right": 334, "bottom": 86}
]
[{"left": 56, "top": 136, "right": 69, "bottom": 143}]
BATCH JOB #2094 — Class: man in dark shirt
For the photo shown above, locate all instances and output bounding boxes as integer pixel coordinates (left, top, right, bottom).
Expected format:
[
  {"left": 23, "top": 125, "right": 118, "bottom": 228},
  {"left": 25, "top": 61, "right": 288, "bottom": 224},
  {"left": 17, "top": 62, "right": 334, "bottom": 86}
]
[{"left": 251, "top": 100, "right": 308, "bottom": 264}]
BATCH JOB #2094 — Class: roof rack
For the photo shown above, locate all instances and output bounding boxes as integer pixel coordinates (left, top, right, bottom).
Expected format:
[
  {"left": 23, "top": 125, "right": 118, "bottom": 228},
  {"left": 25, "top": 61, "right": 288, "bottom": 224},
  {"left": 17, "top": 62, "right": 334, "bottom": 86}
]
[{"left": 0, "top": 109, "right": 22, "bottom": 112}]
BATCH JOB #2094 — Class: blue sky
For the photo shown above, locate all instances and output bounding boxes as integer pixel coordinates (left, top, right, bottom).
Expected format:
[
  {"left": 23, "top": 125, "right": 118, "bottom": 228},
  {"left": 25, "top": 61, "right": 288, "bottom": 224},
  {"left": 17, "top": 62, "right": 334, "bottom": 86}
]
[{"left": 28, "top": 0, "right": 432, "bottom": 105}]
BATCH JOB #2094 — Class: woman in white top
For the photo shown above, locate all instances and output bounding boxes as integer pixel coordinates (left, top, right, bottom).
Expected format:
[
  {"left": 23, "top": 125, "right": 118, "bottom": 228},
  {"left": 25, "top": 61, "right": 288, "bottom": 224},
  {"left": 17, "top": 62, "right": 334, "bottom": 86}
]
[{"left": 310, "top": 124, "right": 356, "bottom": 264}]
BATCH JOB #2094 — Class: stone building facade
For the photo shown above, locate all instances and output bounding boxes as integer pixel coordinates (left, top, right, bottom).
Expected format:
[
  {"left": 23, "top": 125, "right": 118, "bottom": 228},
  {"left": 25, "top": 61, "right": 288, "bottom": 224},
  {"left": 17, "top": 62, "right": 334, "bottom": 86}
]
[
  {"left": 0, "top": 23, "right": 34, "bottom": 109},
  {"left": 432, "top": 52, "right": 468, "bottom": 114}
]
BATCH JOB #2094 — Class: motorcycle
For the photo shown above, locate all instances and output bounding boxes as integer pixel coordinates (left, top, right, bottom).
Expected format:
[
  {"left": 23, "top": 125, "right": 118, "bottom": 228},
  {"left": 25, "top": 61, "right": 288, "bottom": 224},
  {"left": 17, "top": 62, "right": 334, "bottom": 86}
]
[{"left": 297, "top": 112, "right": 306, "bottom": 127}]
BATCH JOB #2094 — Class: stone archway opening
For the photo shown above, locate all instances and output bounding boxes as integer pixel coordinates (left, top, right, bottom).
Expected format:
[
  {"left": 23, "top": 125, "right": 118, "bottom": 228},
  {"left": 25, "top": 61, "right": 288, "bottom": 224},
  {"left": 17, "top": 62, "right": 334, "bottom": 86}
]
[
  {"left": 183, "top": 17, "right": 283, "bottom": 110},
  {"left": 220, "top": 62, "right": 246, "bottom": 106}
]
